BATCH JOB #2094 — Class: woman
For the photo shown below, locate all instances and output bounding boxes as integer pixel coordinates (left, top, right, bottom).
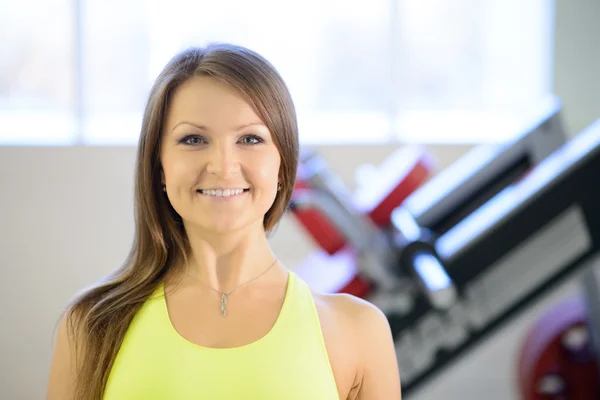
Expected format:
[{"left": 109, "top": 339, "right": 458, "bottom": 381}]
[{"left": 46, "top": 43, "right": 401, "bottom": 400}]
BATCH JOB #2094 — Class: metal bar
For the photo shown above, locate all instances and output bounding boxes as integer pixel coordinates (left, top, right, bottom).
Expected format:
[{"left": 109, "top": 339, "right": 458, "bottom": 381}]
[{"left": 579, "top": 259, "right": 600, "bottom": 376}]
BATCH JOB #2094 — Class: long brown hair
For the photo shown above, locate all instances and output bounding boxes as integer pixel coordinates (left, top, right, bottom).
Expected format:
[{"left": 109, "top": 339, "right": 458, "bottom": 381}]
[{"left": 62, "top": 43, "right": 299, "bottom": 399}]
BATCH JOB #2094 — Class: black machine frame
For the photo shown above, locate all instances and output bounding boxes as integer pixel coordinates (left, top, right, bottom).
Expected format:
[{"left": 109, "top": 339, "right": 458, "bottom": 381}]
[{"left": 391, "top": 120, "right": 600, "bottom": 395}]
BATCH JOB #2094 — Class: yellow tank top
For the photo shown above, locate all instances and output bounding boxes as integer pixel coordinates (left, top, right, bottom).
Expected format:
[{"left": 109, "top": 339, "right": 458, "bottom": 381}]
[{"left": 103, "top": 270, "right": 340, "bottom": 399}]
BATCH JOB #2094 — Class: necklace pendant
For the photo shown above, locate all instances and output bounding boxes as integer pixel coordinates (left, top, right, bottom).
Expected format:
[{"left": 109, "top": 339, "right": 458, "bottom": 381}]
[{"left": 221, "top": 292, "right": 229, "bottom": 317}]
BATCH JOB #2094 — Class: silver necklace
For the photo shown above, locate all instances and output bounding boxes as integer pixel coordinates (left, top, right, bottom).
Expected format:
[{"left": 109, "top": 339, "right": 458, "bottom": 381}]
[{"left": 186, "top": 258, "right": 279, "bottom": 317}]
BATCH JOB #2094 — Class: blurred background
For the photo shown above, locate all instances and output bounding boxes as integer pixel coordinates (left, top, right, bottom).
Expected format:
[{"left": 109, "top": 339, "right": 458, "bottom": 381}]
[{"left": 1, "top": 0, "right": 599, "bottom": 398}]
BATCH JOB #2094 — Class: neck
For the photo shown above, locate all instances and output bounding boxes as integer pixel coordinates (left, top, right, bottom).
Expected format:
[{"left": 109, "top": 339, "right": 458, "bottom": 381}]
[{"left": 181, "top": 221, "right": 281, "bottom": 293}]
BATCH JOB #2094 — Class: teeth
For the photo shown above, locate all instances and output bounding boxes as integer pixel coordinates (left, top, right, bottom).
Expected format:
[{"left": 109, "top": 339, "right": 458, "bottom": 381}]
[{"left": 200, "top": 189, "right": 245, "bottom": 197}]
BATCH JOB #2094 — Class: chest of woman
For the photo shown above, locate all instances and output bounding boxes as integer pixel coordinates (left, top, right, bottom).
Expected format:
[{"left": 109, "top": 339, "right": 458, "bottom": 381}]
[
  {"left": 103, "top": 281, "right": 347, "bottom": 399},
  {"left": 165, "top": 289, "right": 358, "bottom": 399}
]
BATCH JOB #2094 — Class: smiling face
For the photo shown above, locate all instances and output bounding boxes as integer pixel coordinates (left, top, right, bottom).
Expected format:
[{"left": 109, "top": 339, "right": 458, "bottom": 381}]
[{"left": 160, "top": 75, "right": 281, "bottom": 235}]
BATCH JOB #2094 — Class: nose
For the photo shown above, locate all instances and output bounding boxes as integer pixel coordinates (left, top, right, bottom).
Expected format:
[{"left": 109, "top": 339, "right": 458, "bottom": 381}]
[{"left": 205, "top": 143, "right": 240, "bottom": 179}]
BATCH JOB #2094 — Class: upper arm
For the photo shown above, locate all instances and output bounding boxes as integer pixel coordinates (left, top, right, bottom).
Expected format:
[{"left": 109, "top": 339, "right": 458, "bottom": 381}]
[
  {"left": 352, "top": 300, "right": 402, "bottom": 400},
  {"left": 46, "top": 312, "right": 82, "bottom": 400}
]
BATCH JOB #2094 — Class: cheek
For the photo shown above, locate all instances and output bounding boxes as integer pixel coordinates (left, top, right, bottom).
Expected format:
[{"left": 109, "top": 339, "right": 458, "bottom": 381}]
[
  {"left": 252, "top": 152, "right": 280, "bottom": 185},
  {"left": 163, "top": 154, "right": 199, "bottom": 184}
]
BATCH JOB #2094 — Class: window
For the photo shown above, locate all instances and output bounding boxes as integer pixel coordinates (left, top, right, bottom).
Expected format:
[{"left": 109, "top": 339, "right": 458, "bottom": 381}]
[
  {"left": 1, "top": 0, "right": 554, "bottom": 146},
  {"left": 1, "top": 0, "right": 76, "bottom": 144}
]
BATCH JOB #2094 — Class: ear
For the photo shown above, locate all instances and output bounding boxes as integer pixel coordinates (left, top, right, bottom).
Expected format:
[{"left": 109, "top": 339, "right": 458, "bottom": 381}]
[{"left": 160, "top": 168, "right": 165, "bottom": 185}]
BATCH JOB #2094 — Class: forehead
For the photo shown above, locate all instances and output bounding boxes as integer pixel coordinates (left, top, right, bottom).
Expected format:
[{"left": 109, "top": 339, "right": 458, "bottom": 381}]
[{"left": 164, "top": 76, "right": 263, "bottom": 130}]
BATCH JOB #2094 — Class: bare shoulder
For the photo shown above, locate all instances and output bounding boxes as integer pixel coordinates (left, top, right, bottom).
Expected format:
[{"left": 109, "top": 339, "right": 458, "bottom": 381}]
[
  {"left": 313, "top": 290, "right": 387, "bottom": 324},
  {"left": 312, "top": 290, "right": 402, "bottom": 400},
  {"left": 46, "top": 308, "right": 85, "bottom": 400}
]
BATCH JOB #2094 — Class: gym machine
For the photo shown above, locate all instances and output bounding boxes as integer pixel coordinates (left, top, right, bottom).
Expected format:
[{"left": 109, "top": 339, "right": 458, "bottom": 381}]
[{"left": 290, "top": 96, "right": 600, "bottom": 399}]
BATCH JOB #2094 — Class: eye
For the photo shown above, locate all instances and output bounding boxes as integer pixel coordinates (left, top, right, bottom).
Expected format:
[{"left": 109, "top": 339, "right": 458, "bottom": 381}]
[
  {"left": 180, "top": 135, "right": 206, "bottom": 146},
  {"left": 240, "top": 134, "right": 264, "bottom": 145}
]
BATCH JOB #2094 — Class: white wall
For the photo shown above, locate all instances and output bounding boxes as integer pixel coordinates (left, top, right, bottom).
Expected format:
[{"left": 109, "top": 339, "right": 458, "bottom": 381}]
[
  {"left": 1, "top": 0, "right": 599, "bottom": 398},
  {"left": 553, "top": 0, "right": 600, "bottom": 137}
]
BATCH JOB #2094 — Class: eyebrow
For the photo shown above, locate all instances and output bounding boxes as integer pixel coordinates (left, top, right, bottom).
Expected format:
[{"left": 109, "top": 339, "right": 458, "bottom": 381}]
[{"left": 171, "top": 121, "right": 266, "bottom": 132}]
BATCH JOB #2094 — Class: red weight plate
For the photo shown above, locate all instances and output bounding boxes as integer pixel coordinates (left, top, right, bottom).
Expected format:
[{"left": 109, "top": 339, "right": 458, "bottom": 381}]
[
  {"left": 291, "top": 179, "right": 347, "bottom": 255},
  {"left": 292, "top": 247, "right": 373, "bottom": 298},
  {"left": 354, "top": 146, "right": 434, "bottom": 227},
  {"left": 518, "top": 296, "right": 599, "bottom": 400},
  {"left": 338, "top": 274, "right": 373, "bottom": 298}
]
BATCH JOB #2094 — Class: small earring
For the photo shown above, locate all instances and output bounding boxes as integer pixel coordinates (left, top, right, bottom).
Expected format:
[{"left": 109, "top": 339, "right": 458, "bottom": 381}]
[
  {"left": 277, "top": 182, "right": 282, "bottom": 191},
  {"left": 162, "top": 184, "right": 166, "bottom": 192}
]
